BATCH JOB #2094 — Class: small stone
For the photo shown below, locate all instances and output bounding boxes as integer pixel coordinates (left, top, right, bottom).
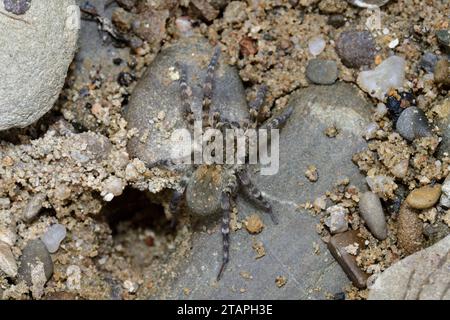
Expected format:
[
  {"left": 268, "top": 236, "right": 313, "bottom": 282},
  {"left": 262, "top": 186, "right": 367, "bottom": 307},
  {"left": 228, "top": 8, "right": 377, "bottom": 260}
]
[
  {"left": 190, "top": 0, "right": 219, "bottom": 22},
  {"left": 336, "top": 31, "right": 376, "bottom": 68},
  {"left": 357, "top": 56, "right": 406, "bottom": 100},
  {"left": 102, "top": 176, "right": 125, "bottom": 197},
  {"left": 0, "top": 241, "right": 17, "bottom": 277},
  {"left": 346, "top": 0, "right": 390, "bottom": 8},
  {"left": 327, "top": 14, "right": 346, "bottom": 28},
  {"left": 364, "top": 122, "right": 379, "bottom": 140},
  {"left": 406, "top": 185, "right": 442, "bottom": 210},
  {"left": 66, "top": 265, "right": 81, "bottom": 291},
  {"left": 244, "top": 214, "right": 264, "bottom": 234},
  {"left": 434, "top": 59, "right": 450, "bottom": 86},
  {"left": 359, "top": 192, "right": 387, "bottom": 240},
  {"left": 306, "top": 59, "right": 338, "bottom": 85},
  {"left": 40, "top": 224, "right": 67, "bottom": 254},
  {"left": 440, "top": 175, "right": 450, "bottom": 208},
  {"left": 123, "top": 280, "right": 139, "bottom": 293},
  {"left": 436, "top": 30, "right": 450, "bottom": 53},
  {"left": 325, "top": 205, "right": 348, "bottom": 234},
  {"left": 0, "top": 224, "right": 17, "bottom": 247},
  {"left": 275, "top": 276, "right": 287, "bottom": 288},
  {"left": 395, "top": 107, "right": 432, "bottom": 141},
  {"left": 223, "top": 1, "right": 247, "bottom": 24},
  {"left": 22, "top": 193, "right": 45, "bottom": 222},
  {"left": 18, "top": 239, "right": 53, "bottom": 286},
  {"left": 3, "top": 0, "right": 31, "bottom": 15},
  {"left": 111, "top": 7, "right": 133, "bottom": 33},
  {"left": 305, "top": 165, "right": 319, "bottom": 182},
  {"left": 397, "top": 203, "right": 423, "bottom": 254},
  {"left": 419, "top": 52, "right": 438, "bottom": 73},
  {"left": 327, "top": 231, "right": 369, "bottom": 289},
  {"left": 308, "top": 36, "right": 326, "bottom": 56}
]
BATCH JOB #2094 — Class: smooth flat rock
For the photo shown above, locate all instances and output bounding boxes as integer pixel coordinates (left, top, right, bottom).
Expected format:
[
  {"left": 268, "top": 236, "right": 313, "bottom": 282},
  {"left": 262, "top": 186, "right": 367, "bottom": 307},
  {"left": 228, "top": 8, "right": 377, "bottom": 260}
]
[
  {"left": 161, "top": 82, "right": 372, "bottom": 299},
  {"left": 124, "top": 35, "right": 250, "bottom": 167},
  {"left": 0, "top": 0, "right": 79, "bottom": 130},
  {"left": 369, "top": 235, "right": 450, "bottom": 300}
]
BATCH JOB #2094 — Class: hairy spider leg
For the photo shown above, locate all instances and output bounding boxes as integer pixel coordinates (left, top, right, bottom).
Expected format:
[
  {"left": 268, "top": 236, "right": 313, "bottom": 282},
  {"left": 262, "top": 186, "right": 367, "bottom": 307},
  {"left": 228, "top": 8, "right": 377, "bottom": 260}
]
[
  {"left": 260, "top": 105, "right": 294, "bottom": 130},
  {"left": 248, "top": 84, "right": 268, "bottom": 124},
  {"left": 202, "top": 46, "right": 221, "bottom": 128},
  {"left": 176, "top": 62, "right": 195, "bottom": 124},
  {"left": 217, "top": 173, "right": 238, "bottom": 281},
  {"left": 237, "top": 169, "right": 278, "bottom": 224}
]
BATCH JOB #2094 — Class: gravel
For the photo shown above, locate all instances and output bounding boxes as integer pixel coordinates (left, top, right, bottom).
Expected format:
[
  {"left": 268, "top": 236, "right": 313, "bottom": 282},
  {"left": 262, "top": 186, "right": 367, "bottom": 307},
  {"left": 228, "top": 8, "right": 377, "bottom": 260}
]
[
  {"left": 40, "top": 224, "right": 67, "bottom": 254},
  {"left": 305, "top": 59, "right": 338, "bottom": 85},
  {"left": 357, "top": 56, "right": 406, "bottom": 100},
  {"left": 395, "top": 107, "right": 433, "bottom": 141},
  {"left": 359, "top": 192, "right": 387, "bottom": 240},
  {"left": 336, "top": 31, "right": 376, "bottom": 68}
]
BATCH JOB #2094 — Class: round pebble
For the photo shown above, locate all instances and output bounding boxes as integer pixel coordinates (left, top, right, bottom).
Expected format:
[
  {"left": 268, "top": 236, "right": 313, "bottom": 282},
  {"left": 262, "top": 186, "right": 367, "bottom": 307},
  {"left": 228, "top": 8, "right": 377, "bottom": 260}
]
[
  {"left": 406, "top": 185, "right": 442, "bottom": 209},
  {"left": 306, "top": 59, "right": 338, "bottom": 85},
  {"left": 22, "top": 193, "right": 46, "bottom": 222},
  {"left": 419, "top": 52, "right": 438, "bottom": 73},
  {"left": 40, "top": 224, "right": 67, "bottom": 254},
  {"left": 397, "top": 203, "right": 423, "bottom": 254},
  {"left": 359, "top": 191, "right": 388, "bottom": 240},
  {"left": 395, "top": 107, "right": 432, "bottom": 141},
  {"left": 325, "top": 205, "right": 348, "bottom": 234},
  {"left": 308, "top": 36, "right": 326, "bottom": 56},
  {"left": 336, "top": 30, "right": 376, "bottom": 68},
  {"left": 18, "top": 239, "right": 54, "bottom": 286}
]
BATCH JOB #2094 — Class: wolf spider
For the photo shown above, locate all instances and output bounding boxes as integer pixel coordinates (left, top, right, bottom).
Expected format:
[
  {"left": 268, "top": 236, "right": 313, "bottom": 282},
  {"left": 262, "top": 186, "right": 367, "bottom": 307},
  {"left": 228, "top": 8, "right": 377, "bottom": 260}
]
[{"left": 156, "top": 46, "right": 293, "bottom": 280}]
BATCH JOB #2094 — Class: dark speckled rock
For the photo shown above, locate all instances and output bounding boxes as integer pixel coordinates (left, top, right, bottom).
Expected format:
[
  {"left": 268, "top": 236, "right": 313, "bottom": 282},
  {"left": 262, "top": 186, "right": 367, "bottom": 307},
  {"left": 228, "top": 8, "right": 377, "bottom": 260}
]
[
  {"left": 18, "top": 239, "right": 53, "bottom": 286},
  {"left": 336, "top": 30, "right": 376, "bottom": 68},
  {"left": 395, "top": 107, "right": 432, "bottom": 141}
]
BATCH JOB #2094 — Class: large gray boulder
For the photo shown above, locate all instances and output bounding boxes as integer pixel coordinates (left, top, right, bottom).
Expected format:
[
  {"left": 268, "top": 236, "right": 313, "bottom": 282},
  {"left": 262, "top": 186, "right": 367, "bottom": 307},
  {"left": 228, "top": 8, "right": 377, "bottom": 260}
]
[
  {"left": 0, "top": 0, "right": 79, "bottom": 130},
  {"left": 369, "top": 235, "right": 450, "bottom": 300},
  {"left": 160, "top": 83, "right": 372, "bottom": 299}
]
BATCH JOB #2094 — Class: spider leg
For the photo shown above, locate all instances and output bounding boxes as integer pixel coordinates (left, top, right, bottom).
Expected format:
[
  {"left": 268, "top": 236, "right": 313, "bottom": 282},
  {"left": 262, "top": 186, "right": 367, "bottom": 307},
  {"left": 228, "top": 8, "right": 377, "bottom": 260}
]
[
  {"left": 248, "top": 84, "right": 268, "bottom": 123},
  {"left": 260, "top": 106, "right": 294, "bottom": 130},
  {"left": 237, "top": 169, "right": 278, "bottom": 224},
  {"left": 202, "top": 46, "right": 221, "bottom": 128},
  {"left": 216, "top": 192, "right": 231, "bottom": 281},
  {"left": 176, "top": 62, "right": 195, "bottom": 124},
  {"left": 217, "top": 172, "right": 238, "bottom": 281},
  {"left": 168, "top": 189, "right": 184, "bottom": 229}
]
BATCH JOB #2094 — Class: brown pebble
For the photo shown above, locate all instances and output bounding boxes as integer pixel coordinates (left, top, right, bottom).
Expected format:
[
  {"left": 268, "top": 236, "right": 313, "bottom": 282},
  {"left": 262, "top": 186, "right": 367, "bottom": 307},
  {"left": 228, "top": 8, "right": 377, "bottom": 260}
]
[
  {"left": 405, "top": 185, "right": 442, "bottom": 209},
  {"left": 239, "top": 37, "right": 257, "bottom": 56},
  {"left": 434, "top": 59, "right": 450, "bottom": 86},
  {"left": 397, "top": 202, "right": 423, "bottom": 254},
  {"left": 245, "top": 214, "right": 264, "bottom": 234},
  {"left": 327, "top": 230, "right": 369, "bottom": 289}
]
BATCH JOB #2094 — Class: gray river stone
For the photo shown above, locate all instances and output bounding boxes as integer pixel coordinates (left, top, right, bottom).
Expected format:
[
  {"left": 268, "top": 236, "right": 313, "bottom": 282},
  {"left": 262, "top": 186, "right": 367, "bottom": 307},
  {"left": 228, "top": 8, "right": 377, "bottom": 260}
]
[
  {"left": 160, "top": 82, "right": 372, "bottom": 299},
  {"left": 369, "top": 235, "right": 450, "bottom": 300},
  {"left": 0, "top": 0, "right": 79, "bottom": 130},
  {"left": 124, "top": 35, "right": 250, "bottom": 169}
]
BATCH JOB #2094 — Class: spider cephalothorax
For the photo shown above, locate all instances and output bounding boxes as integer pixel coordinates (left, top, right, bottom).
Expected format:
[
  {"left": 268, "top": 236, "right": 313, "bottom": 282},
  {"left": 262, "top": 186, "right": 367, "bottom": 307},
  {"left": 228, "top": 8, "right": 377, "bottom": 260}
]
[{"left": 155, "top": 46, "right": 293, "bottom": 280}]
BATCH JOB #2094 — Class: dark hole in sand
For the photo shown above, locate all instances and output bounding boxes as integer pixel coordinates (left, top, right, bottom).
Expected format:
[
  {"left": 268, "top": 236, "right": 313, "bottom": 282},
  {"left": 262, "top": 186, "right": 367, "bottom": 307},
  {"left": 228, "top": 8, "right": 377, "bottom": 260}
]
[{"left": 100, "top": 188, "right": 167, "bottom": 236}]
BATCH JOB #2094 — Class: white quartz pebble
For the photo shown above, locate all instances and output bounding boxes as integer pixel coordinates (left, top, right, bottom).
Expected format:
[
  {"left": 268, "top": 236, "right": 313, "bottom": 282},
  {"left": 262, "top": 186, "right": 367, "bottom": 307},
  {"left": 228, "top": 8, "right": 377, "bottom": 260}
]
[
  {"left": 357, "top": 56, "right": 406, "bottom": 100},
  {"left": 308, "top": 36, "right": 326, "bottom": 56},
  {"left": 41, "top": 224, "right": 67, "bottom": 253}
]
